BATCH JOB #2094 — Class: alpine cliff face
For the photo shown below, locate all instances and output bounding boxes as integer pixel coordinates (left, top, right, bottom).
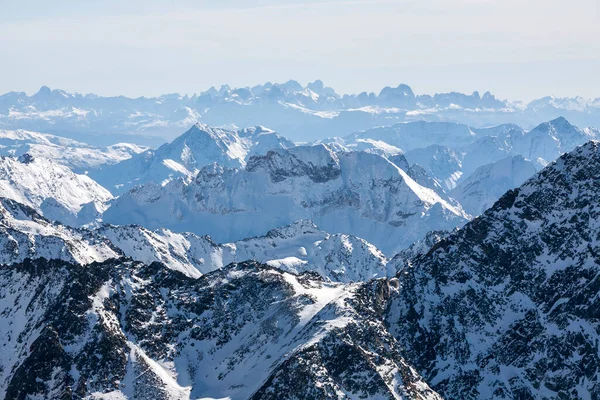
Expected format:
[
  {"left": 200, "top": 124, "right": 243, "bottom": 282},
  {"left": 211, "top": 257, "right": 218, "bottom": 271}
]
[
  {"left": 102, "top": 144, "right": 469, "bottom": 254},
  {"left": 387, "top": 141, "right": 600, "bottom": 399}
]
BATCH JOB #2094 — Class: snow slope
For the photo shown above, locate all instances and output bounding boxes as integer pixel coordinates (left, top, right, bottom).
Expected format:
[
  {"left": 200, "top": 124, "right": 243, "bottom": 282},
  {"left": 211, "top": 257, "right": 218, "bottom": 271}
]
[
  {"left": 450, "top": 155, "right": 538, "bottom": 215},
  {"left": 0, "top": 129, "right": 148, "bottom": 173},
  {"left": 0, "top": 198, "right": 120, "bottom": 265},
  {"left": 404, "top": 145, "right": 463, "bottom": 191},
  {"left": 0, "top": 154, "right": 113, "bottom": 226},
  {"left": 314, "top": 136, "right": 404, "bottom": 157}
]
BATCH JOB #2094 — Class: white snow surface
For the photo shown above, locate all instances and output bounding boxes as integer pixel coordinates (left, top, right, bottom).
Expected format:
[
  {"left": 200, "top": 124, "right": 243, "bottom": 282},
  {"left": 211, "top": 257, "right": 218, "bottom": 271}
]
[
  {"left": 0, "top": 155, "right": 113, "bottom": 226},
  {"left": 0, "top": 129, "right": 148, "bottom": 172},
  {"left": 0, "top": 198, "right": 120, "bottom": 266}
]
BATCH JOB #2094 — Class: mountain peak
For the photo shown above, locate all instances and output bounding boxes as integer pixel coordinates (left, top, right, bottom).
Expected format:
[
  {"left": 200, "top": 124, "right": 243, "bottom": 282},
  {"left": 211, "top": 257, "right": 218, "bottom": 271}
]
[
  {"left": 188, "top": 122, "right": 221, "bottom": 136},
  {"left": 531, "top": 116, "right": 577, "bottom": 133},
  {"left": 377, "top": 84, "right": 416, "bottom": 106},
  {"left": 550, "top": 115, "right": 569, "bottom": 124},
  {"left": 35, "top": 85, "right": 52, "bottom": 96}
]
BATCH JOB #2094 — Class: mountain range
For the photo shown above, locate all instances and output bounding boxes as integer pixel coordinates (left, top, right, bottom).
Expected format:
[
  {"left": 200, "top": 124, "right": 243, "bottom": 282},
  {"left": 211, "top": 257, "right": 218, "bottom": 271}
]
[
  {"left": 97, "top": 219, "right": 389, "bottom": 283},
  {"left": 0, "top": 116, "right": 592, "bottom": 253},
  {"left": 0, "top": 82, "right": 599, "bottom": 399},
  {"left": 1, "top": 139, "right": 599, "bottom": 398},
  {"left": 2, "top": 82, "right": 600, "bottom": 143},
  {"left": 0, "top": 193, "right": 388, "bottom": 284}
]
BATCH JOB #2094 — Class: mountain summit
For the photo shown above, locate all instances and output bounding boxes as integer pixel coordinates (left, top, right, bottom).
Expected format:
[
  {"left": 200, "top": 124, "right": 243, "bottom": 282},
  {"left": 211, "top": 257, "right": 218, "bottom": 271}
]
[{"left": 90, "top": 123, "right": 294, "bottom": 194}]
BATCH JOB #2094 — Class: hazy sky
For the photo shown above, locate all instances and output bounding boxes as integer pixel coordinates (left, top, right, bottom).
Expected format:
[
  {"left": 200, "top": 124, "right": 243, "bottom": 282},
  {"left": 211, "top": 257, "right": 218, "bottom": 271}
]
[{"left": 1, "top": 0, "right": 598, "bottom": 101}]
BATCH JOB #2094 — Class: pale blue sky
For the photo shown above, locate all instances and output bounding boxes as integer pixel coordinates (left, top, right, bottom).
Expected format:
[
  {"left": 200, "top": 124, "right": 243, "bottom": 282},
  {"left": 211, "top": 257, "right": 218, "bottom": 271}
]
[{"left": 1, "top": 0, "right": 598, "bottom": 101}]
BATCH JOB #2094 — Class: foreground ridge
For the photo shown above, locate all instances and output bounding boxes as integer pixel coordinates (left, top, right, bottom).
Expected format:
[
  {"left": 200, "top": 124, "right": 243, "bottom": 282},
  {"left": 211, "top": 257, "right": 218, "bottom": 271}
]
[
  {"left": 0, "top": 258, "right": 441, "bottom": 399},
  {"left": 388, "top": 141, "right": 600, "bottom": 398}
]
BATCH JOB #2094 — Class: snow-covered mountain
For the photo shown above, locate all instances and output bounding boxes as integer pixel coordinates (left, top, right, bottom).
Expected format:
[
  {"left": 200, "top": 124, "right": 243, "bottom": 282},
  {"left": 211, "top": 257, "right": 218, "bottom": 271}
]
[
  {"left": 0, "top": 197, "right": 120, "bottom": 265},
  {"left": 97, "top": 219, "right": 389, "bottom": 282},
  {"left": 0, "top": 258, "right": 442, "bottom": 399},
  {"left": 349, "top": 118, "right": 597, "bottom": 205},
  {"left": 404, "top": 145, "right": 464, "bottom": 191},
  {"left": 449, "top": 155, "right": 538, "bottom": 215},
  {"left": 0, "top": 154, "right": 113, "bottom": 226},
  {"left": 0, "top": 129, "right": 148, "bottom": 173},
  {"left": 461, "top": 117, "right": 598, "bottom": 175},
  {"left": 0, "top": 191, "right": 387, "bottom": 283},
  {"left": 3, "top": 83, "right": 600, "bottom": 143},
  {"left": 103, "top": 145, "right": 469, "bottom": 254},
  {"left": 387, "top": 140, "right": 600, "bottom": 398},
  {"left": 346, "top": 121, "right": 513, "bottom": 152},
  {"left": 90, "top": 123, "right": 294, "bottom": 194},
  {"left": 512, "top": 116, "right": 597, "bottom": 166}
]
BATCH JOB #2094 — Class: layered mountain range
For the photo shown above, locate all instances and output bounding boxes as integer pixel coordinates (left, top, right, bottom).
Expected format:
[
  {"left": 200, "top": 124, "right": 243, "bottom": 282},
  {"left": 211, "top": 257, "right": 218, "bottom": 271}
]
[
  {"left": 0, "top": 194, "right": 387, "bottom": 284},
  {"left": 0, "top": 116, "right": 592, "bottom": 254},
  {"left": 97, "top": 219, "right": 389, "bottom": 283},
  {"left": 1, "top": 140, "right": 599, "bottom": 399},
  {"left": 0, "top": 86, "right": 599, "bottom": 399},
  {"left": 2, "top": 82, "right": 600, "bottom": 142},
  {"left": 92, "top": 117, "right": 597, "bottom": 255}
]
